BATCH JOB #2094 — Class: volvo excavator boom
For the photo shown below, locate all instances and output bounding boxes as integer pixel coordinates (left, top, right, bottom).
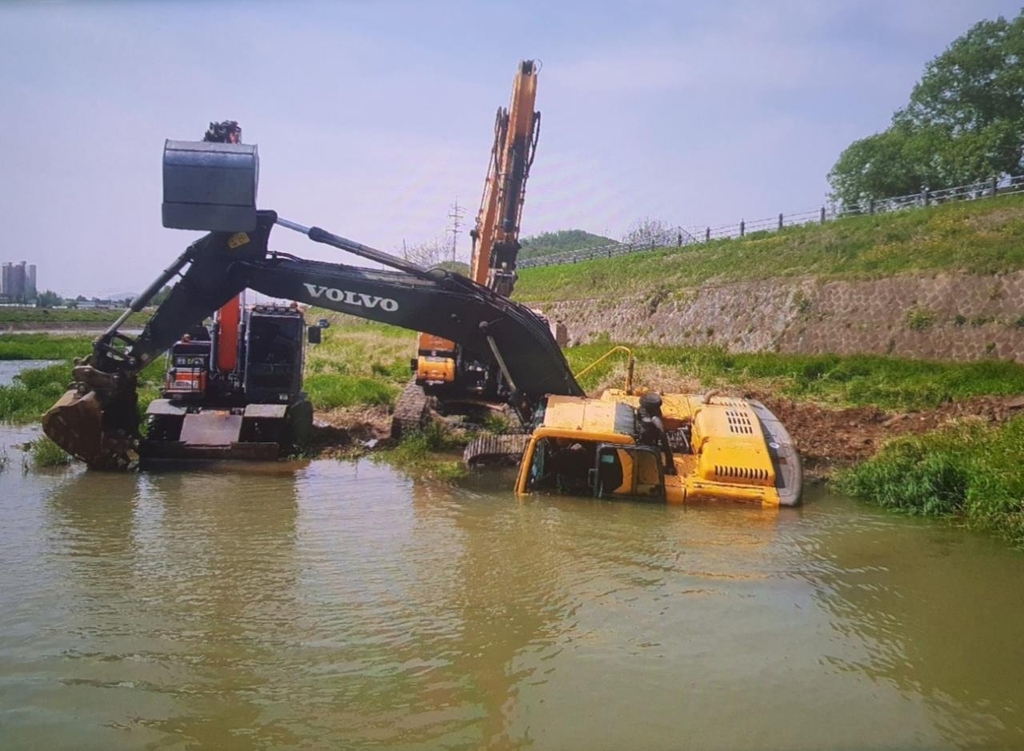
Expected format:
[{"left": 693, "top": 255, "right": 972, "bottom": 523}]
[{"left": 42, "top": 210, "right": 583, "bottom": 469}]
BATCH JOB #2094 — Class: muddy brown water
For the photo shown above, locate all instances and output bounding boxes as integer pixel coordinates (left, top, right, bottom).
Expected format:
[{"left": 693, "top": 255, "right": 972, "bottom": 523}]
[{"left": 2, "top": 428, "right": 1024, "bottom": 750}]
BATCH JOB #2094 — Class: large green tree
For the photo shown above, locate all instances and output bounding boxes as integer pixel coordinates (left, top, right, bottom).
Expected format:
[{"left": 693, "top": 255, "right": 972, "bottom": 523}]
[{"left": 829, "top": 13, "right": 1024, "bottom": 207}]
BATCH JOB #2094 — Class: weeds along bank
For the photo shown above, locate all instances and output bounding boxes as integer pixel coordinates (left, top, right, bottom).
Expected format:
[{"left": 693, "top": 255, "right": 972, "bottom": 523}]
[
  {"left": 835, "top": 418, "right": 1024, "bottom": 547},
  {"left": 0, "top": 335, "right": 162, "bottom": 467},
  {"left": 517, "top": 196, "right": 1024, "bottom": 362},
  {"left": 302, "top": 315, "right": 411, "bottom": 411}
]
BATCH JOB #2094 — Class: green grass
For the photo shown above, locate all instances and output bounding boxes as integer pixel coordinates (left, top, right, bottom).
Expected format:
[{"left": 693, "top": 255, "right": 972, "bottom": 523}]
[
  {"left": 304, "top": 373, "right": 398, "bottom": 410},
  {"left": 6, "top": 325, "right": 1024, "bottom": 428},
  {"left": 0, "top": 359, "right": 164, "bottom": 425},
  {"left": 0, "top": 315, "right": 414, "bottom": 424},
  {"left": 0, "top": 363, "right": 74, "bottom": 423},
  {"left": 566, "top": 343, "right": 1024, "bottom": 411},
  {"left": 834, "top": 417, "right": 1024, "bottom": 546},
  {"left": 380, "top": 422, "right": 469, "bottom": 481},
  {"left": 0, "top": 334, "right": 95, "bottom": 361},
  {"left": 514, "top": 194, "right": 1024, "bottom": 302},
  {"left": 304, "top": 309, "right": 414, "bottom": 409},
  {"left": 29, "top": 436, "right": 73, "bottom": 468}
]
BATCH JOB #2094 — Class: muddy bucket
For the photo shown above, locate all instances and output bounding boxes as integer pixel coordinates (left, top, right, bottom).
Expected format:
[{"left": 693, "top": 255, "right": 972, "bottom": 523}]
[{"left": 41, "top": 388, "right": 136, "bottom": 469}]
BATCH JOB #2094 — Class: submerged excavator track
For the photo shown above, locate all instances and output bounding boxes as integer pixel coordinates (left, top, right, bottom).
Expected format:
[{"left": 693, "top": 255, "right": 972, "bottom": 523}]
[{"left": 463, "top": 432, "right": 531, "bottom": 466}]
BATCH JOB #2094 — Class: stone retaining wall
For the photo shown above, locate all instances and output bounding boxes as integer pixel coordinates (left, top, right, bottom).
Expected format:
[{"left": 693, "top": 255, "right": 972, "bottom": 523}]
[{"left": 527, "top": 271, "right": 1024, "bottom": 361}]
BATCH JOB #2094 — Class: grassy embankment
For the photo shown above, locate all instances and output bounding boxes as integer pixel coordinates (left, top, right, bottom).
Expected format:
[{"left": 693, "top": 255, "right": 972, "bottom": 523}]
[
  {"left": 302, "top": 311, "right": 411, "bottom": 411},
  {"left": 566, "top": 343, "right": 1024, "bottom": 410},
  {"left": 0, "top": 335, "right": 101, "bottom": 427},
  {"left": 834, "top": 420, "right": 1024, "bottom": 545},
  {"left": 514, "top": 193, "right": 1024, "bottom": 301},
  {"left": 0, "top": 333, "right": 94, "bottom": 361}
]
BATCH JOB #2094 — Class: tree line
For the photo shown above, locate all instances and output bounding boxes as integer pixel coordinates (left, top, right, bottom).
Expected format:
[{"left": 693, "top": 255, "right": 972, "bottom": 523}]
[{"left": 829, "top": 13, "right": 1024, "bottom": 207}]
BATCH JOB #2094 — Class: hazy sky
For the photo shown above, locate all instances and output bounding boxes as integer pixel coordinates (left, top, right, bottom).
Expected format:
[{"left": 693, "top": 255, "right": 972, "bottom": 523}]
[{"left": 1, "top": 1, "right": 1020, "bottom": 297}]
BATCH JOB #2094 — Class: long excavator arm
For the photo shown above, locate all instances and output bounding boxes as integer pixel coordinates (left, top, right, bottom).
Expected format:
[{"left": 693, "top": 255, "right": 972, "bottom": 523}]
[
  {"left": 42, "top": 210, "right": 583, "bottom": 468},
  {"left": 469, "top": 59, "right": 540, "bottom": 296}
]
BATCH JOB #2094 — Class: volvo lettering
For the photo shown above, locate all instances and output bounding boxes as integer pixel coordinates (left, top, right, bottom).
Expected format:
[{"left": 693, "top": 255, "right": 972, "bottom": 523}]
[{"left": 302, "top": 283, "right": 399, "bottom": 312}]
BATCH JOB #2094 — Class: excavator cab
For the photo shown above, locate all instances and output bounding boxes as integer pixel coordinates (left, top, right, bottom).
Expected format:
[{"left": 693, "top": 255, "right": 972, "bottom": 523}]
[
  {"left": 517, "top": 435, "right": 668, "bottom": 502},
  {"left": 413, "top": 333, "right": 458, "bottom": 389},
  {"left": 163, "top": 337, "right": 213, "bottom": 399},
  {"left": 242, "top": 306, "right": 305, "bottom": 403}
]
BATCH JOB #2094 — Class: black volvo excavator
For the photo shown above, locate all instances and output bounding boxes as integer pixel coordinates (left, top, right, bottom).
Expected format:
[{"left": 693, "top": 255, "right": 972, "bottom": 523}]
[{"left": 41, "top": 138, "right": 583, "bottom": 469}]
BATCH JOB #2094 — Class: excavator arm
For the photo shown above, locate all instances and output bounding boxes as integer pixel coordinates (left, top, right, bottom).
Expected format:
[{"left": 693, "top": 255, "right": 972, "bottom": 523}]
[
  {"left": 42, "top": 210, "right": 583, "bottom": 468},
  {"left": 469, "top": 59, "right": 540, "bottom": 297}
]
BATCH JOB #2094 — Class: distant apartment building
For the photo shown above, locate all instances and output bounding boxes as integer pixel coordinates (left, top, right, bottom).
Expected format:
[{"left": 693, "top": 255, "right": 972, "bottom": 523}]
[{"left": 0, "top": 261, "right": 37, "bottom": 303}]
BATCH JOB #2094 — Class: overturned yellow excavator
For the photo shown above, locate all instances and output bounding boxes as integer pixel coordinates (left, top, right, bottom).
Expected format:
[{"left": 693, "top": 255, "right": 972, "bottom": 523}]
[
  {"left": 513, "top": 390, "right": 801, "bottom": 507},
  {"left": 466, "top": 348, "right": 802, "bottom": 507}
]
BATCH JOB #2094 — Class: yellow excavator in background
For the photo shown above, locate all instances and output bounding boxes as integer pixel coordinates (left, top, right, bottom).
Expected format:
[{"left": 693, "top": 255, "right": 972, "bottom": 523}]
[
  {"left": 393, "top": 60, "right": 555, "bottom": 437},
  {"left": 468, "top": 59, "right": 540, "bottom": 297}
]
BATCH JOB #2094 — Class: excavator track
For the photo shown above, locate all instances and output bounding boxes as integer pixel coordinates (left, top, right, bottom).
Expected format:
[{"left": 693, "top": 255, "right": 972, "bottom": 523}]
[
  {"left": 463, "top": 432, "right": 530, "bottom": 467},
  {"left": 390, "top": 379, "right": 431, "bottom": 440}
]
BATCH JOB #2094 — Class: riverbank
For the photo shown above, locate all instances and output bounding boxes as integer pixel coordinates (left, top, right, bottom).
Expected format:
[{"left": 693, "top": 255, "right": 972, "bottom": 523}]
[
  {"left": 4, "top": 328, "right": 1023, "bottom": 544},
  {"left": 6, "top": 330, "right": 1024, "bottom": 461},
  {"left": 514, "top": 196, "right": 1024, "bottom": 365}
]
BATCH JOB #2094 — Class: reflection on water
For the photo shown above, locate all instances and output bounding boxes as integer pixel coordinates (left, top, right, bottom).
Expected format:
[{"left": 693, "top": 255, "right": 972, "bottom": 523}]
[{"left": 2, "top": 444, "right": 1024, "bottom": 750}]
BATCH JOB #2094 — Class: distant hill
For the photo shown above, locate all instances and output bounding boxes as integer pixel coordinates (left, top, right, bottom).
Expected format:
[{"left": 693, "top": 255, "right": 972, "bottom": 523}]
[{"left": 519, "top": 230, "right": 617, "bottom": 260}]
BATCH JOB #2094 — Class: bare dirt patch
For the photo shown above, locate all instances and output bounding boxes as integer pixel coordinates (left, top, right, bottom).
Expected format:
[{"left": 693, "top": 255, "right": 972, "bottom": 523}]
[
  {"left": 308, "top": 405, "right": 393, "bottom": 457},
  {"left": 752, "top": 392, "right": 1024, "bottom": 476}
]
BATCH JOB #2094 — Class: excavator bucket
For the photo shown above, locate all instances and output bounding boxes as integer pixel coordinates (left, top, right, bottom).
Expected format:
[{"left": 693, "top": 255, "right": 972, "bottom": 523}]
[{"left": 41, "top": 380, "right": 138, "bottom": 470}]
